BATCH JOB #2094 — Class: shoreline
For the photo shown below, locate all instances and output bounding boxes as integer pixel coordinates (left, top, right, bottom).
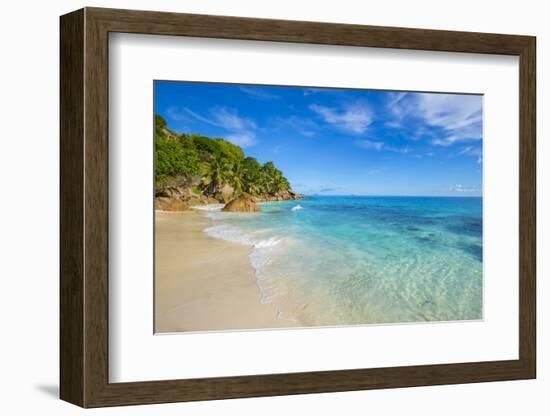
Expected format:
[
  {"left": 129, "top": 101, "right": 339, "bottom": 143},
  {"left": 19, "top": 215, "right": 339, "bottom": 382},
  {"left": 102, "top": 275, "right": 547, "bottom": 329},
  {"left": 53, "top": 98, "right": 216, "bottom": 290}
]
[{"left": 155, "top": 209, "right": 301, "bottom": 332}]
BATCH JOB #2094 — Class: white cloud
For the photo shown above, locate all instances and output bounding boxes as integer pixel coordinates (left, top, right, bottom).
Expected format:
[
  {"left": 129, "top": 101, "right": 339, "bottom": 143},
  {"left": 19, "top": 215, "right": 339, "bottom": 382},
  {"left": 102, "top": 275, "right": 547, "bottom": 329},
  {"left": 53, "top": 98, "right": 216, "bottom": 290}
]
[
  {"left": 225, "top": 132, "right": 257, "bottom": 148},
  {"left": 387, "top": 92, "right": 409, "bottom": 117},
  {"left": 449, "top": 184, "right": 479, "bottom": 192},
  {"left": 387, "top": 92, "right": 483, "bottom": 146},
  {"left": 176, "top": 106, "right": 257, "bottom": 132},
  {"left": 165, "top": 106, "right": 190, "bottom": 121},
  {"left": 175, "top": 106, "right": 259, "bottom": 147},
  {"left": 385, "top": 144, "right": 412, "bottom": 154},
  {"left": 356, "top": 140, "right": 383, "bottom": 150},
  {"left": 272, "top": 115, "right": 319, "bottom": 137},
  {"left": 384, "top": 120, "right": 402, "bottom": 129},
  {"left": 457, "top": 145, "right": 483, "bottom": 164},
  {"left": 420, "top": 94, "right": 482, "bottom": 145},
  {"left": 457, "top": 145, "right": 473, "bottom": 155},
  {"left": 239, "top": 86, "right": 280, "bottom": 100},
  {"left": 210, "top": 107, "right": 257, "bottom": 131},
  {"left": 386, "top": 92, "right": 419, "bottom": 130},
  {"left": 457, "top": 145, "right": 482, "bottom": 157},
  {"left": 181, "top": 107, "right": 218, "bottom": 126},
  {"left": 412, "top": 151, "right": 435, "bottom": 159},
  {"left": 420, "top": 95, "right": 480, "bottom": 129},
  {"left": 356, "top": 140, "right": 411, "bottom": 154},
  {"left": 310, "top": 102, "right": 373, "bottom": 134}
]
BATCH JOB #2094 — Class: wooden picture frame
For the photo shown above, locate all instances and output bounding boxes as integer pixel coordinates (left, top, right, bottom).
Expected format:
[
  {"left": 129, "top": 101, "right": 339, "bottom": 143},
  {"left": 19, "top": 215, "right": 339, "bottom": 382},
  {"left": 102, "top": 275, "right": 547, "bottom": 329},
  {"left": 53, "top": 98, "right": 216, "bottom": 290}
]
[{"left": 60, "top": 7, "right": 536, "bottom": 408}]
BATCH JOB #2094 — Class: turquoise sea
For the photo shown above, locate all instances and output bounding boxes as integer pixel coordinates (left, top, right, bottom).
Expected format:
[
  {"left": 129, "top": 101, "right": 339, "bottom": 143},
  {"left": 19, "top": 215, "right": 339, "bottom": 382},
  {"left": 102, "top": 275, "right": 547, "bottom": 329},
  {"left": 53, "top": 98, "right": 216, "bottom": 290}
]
[{"left": 200, "top": 196, "right": 483, "bottom": 327}]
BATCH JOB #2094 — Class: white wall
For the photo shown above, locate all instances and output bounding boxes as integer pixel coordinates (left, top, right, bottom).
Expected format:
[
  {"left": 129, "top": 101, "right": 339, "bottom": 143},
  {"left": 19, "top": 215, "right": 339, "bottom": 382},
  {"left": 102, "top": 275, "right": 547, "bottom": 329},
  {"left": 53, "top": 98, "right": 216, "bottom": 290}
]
[{"left": 0, "top": 0, "right": 545, "bottom": 414}]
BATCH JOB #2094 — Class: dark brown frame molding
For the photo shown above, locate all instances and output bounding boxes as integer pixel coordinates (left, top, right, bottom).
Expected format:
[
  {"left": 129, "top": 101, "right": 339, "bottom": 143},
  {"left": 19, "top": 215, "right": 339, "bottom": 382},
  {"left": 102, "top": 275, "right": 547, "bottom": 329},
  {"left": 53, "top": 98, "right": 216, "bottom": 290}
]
[{"left": 60, "top": 7, "right": 536, "bottom": 408}]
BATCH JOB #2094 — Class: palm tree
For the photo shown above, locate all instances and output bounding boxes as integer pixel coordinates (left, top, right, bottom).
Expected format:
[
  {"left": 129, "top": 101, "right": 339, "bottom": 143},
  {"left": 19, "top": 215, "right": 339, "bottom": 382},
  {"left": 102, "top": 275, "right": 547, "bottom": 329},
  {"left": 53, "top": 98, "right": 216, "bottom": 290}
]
[
  {"left": 257, "top": 171, "right": 270, "bottom": 195},
  {"left": 231, "top": 162, "right": 245, "bottom": 196},
  {"left": 202, "top": 156, "right": 233, "bottom": 194},
  {"left": 246, "top": 182, "right": 262, "bottom": 196},
  {"left": 273, "top": 174, "right": 289, "bottom": 193}
]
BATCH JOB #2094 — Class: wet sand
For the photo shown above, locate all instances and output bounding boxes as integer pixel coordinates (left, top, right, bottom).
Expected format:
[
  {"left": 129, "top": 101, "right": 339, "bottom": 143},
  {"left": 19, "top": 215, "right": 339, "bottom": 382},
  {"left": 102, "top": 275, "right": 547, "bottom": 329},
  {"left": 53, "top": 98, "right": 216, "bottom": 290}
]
[{"left": 155, "top": 210, "right": 300, "bottom": 332}]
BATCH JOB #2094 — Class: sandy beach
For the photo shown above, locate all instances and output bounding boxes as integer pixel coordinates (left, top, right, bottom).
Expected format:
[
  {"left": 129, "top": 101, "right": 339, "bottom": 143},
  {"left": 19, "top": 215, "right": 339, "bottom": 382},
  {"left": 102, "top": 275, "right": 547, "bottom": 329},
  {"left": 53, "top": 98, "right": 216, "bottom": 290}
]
[{"left": 155, "top": 210, "right": 300, "bottom": 332}]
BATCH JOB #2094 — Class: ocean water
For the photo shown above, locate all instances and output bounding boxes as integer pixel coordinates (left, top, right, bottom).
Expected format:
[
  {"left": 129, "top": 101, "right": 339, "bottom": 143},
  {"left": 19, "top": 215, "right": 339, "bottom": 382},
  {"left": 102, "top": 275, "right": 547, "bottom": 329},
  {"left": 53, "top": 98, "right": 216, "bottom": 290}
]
[{"left": 200, "top": 196, "right": 483, "bottom": 327}]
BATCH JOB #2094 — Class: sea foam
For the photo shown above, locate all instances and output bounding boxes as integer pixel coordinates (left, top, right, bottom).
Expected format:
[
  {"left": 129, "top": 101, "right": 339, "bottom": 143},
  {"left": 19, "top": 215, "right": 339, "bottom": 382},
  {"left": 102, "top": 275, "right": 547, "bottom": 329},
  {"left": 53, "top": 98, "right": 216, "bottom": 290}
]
[
  {"left": 191, "top": 204, "right": 225, "bottom": 212},
  {"left": 204, "top": 220, "right": 287, "bottom": 306},
  {"left": 205, "top": 224, "right": 283, "bottom": 249},
  {"left": 197, "top": 196, "right": 483, "bottom": 325}
]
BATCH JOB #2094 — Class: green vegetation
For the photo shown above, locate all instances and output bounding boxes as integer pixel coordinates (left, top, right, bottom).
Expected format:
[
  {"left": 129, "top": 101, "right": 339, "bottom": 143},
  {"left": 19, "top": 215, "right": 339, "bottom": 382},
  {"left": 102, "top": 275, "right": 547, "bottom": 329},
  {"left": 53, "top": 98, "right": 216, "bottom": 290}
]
[{"left": 155, "top": 115, "right": 292, "bottom": 197}]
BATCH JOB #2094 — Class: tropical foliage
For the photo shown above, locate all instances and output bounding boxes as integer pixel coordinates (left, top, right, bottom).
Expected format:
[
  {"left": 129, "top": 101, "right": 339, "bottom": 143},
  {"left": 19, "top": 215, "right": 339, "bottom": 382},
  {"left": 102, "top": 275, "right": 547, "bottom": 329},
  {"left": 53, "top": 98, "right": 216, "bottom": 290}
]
[{"left": 155, "top": 115, "right": 292, "bottom": 197}]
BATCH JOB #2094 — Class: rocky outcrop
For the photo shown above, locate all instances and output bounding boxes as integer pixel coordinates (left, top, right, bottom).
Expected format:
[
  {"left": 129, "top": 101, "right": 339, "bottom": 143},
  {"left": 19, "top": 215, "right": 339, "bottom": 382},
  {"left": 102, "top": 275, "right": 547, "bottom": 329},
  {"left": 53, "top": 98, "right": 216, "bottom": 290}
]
[
  {"left": 156, "top": 185, "right": 217, "bottom": 206},
  {"left": 161, "top": 127, "right": 180, "bottom": 141},
  {"left": 215, "top": 184, "right": 235, "bottom": 203},
  {"left": 155, "top": 197, "right": 191, "bottom": 212},
  {"left": 222, "top": 194, "right": 261, "bottom": 212},
  {"left": 156, "top": 183, "right": 302, "bottom": 208},
  {"left": 255, "top": 189, "right": 303, "bottom": 202}
]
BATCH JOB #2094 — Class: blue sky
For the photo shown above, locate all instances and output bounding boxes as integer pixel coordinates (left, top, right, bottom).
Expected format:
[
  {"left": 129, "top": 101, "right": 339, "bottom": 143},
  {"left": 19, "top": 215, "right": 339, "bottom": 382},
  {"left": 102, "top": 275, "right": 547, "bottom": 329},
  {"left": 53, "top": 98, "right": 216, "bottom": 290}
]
[{"left": 155, "top": 81, "right": 482, "bottom": 197}]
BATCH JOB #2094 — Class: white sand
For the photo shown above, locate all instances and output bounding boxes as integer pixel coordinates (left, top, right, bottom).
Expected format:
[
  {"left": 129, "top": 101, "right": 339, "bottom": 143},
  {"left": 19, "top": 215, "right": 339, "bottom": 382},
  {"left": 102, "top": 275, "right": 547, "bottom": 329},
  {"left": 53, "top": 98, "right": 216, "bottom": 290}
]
[{"left": 155, "top": 210, "right": 300, "bottom": 332}]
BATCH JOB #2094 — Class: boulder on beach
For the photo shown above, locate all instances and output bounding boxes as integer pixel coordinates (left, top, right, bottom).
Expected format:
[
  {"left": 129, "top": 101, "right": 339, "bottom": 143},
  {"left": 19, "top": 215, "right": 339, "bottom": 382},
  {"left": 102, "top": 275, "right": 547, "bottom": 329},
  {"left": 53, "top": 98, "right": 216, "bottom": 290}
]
[{"left": 222, "top": 194, "right": 261, "bottom": 212}]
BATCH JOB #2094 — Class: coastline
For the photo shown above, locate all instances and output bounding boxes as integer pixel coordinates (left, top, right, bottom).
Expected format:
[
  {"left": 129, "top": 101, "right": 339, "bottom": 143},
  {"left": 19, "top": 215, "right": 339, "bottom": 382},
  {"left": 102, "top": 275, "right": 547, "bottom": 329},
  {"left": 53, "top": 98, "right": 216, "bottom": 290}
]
[
  {"left": 156, "top": 196, "right": 482, "bottom": 330},
  {"left": 155, "top": 209, "right": 301, "bottom": 332}
]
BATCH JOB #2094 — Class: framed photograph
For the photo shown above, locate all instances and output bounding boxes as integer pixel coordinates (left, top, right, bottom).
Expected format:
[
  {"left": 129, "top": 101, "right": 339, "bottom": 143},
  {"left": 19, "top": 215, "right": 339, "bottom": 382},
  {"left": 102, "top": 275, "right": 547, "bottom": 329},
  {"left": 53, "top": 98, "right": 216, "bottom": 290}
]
[{"left": 60, "top": 7, "right": 536, "bottom": 408}]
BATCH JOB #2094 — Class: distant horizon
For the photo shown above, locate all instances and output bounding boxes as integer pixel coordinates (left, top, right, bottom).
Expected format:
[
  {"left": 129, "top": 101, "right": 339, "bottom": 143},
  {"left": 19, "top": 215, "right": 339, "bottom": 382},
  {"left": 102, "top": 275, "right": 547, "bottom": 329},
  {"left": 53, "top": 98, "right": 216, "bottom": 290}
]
[
  {"left": 155, "top": 81, "right": 483, "bottom": 197},
  {"left": 296, "top": 194, "right": 482, "bottom": 198}
]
